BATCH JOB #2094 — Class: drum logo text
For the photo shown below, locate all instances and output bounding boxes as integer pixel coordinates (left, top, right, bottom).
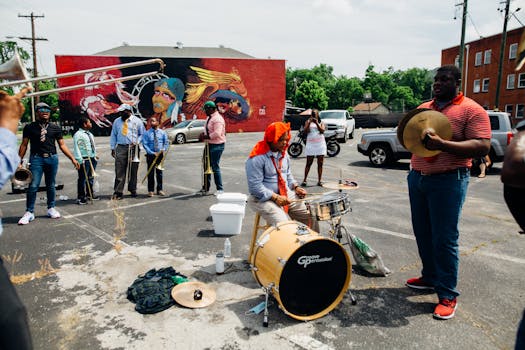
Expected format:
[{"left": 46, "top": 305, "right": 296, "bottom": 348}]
[{"left": 297, "top": 255, "right": 333, "bottom": 268}]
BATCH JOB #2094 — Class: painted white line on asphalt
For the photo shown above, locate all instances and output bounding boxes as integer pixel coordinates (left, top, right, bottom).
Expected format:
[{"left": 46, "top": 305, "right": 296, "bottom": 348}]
[
  {"left": 348, "top": 223, "right": 525, "bottom": 265},
  {"left": 63, "top": 210, "right": 127, "bottom": 247},
  {"left": 62, "top": 192, "right": 198, "bottom": 219},
  {"left": 100, "top": 169, "right": 113, "bottom": 173},
  {"left": 0, "top": 198, "right": 25, "bottom": 204}
]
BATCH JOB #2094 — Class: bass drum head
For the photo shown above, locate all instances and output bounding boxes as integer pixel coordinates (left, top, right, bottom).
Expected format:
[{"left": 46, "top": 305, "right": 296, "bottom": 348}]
[{"left": 279, "top": 238, "right": 350, "bottom": 319}]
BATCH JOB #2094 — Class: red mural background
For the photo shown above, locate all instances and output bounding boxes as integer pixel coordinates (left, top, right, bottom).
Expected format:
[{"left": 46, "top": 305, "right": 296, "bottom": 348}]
[{"left": 55, "top": 55, "right": 286, "bottom": 134}]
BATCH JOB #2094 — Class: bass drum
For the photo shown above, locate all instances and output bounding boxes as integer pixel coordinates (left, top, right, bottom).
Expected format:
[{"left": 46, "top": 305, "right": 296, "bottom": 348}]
[{"left": 251, "top": 221, "right": 351, "bottom": 321}]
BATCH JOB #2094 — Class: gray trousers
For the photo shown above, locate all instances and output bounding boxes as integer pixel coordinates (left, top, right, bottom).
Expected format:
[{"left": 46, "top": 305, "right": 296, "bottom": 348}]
[
  {"left": 249, "top": 188, "right": 319, "bottom": 232},
  {"left": 114, "top": 144, "right": 140, "bottom": 194}
]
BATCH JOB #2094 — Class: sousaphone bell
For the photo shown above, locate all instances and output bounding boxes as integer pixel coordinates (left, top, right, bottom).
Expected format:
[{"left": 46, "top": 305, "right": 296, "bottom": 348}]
[{"left": 397, "top": 108, "right": 452, "bottom": 157}]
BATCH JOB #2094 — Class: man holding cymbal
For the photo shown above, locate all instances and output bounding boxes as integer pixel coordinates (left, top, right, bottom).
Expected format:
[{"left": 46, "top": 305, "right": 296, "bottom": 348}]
[
  {"left": 403, "top": 65, "right": 491, "bottom": 320},
  {"left": 245, "top": 121, "right": 319, "bottom": 232}
]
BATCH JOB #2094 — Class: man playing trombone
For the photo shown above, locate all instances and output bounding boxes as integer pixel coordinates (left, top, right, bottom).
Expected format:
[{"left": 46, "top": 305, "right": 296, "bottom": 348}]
[
  {"left": 200, "top": 101, "right": 226, "bottom": 195},
  {"left": 142, "top": 116, "right": 169, "bottom": 197},
  {"left": 18, "top": 102, "right": 80, "bottom": 225},
  {"left": 73, "top": 116, "right": 98, "bottom": 204},
  {"left": 110, "top": 104, "right": 145, "bottom": 199}
]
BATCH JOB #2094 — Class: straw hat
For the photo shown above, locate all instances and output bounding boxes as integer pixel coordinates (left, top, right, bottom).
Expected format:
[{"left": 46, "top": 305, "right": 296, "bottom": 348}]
[{"left": 171, "top": 281, "right": 216, "bottom": 308}]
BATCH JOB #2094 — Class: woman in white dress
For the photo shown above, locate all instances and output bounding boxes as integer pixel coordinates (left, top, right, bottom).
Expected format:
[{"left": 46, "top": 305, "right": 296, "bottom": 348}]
[{"left": 301, "top": 109, "right": 326, "bottom": 186}]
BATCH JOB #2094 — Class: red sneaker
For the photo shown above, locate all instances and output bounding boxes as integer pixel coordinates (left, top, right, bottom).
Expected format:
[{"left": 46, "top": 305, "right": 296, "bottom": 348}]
[
  {"left": 406, "top": 277, "right": 434, "bottom": 290},
  {"left": 433, "top": 298, "right": 457, "bottom": 320}
]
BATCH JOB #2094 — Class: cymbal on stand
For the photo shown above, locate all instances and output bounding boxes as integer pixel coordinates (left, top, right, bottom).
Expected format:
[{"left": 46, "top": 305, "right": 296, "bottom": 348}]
[
  {"left": 397, "top": 108, "right": 452, "bottom": 157},
  {"left": 323, "top": 181, "right": 359, "bottom": 190}
]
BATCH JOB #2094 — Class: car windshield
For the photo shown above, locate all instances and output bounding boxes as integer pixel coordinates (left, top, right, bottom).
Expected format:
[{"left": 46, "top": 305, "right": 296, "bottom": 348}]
[
  {"left": 173, "top": 120, "right": 191, "bottom": 129},
  {"left": 320, "top": 111, "right": 345, "bottom": 120}
]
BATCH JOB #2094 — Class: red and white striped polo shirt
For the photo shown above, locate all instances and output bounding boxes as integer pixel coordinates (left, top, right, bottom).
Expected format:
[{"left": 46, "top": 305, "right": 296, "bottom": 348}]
[{"left": 411, "top": 93, "right": 491, "bottom": 173}]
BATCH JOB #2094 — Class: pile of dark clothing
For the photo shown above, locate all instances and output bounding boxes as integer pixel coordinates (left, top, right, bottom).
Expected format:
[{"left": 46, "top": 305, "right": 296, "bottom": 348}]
[{"left": 127, "top": 267, "right": 187, "bottom": 314}]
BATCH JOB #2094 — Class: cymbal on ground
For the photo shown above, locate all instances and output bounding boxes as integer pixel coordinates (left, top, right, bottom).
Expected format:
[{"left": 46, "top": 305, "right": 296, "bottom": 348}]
[{"left": 171, "top": 281, "right": 216, "bottom": 308}]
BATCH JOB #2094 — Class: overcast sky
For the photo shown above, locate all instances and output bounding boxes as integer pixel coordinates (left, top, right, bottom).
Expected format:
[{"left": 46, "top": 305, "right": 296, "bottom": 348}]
[{"left": 2, "top": 0, "right": 525, "bottom": 78}]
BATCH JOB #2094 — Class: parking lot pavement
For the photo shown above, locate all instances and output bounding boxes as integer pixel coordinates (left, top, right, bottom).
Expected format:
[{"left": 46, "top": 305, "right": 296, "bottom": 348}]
[{"left": 0, "top": 129, "right": 523, "bottom": 349}]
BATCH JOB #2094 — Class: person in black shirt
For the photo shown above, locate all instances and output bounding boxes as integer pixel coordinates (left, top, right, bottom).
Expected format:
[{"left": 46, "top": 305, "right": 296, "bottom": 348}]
[{"left": 17, "top": 102, "right": 80, "bottom": 225}]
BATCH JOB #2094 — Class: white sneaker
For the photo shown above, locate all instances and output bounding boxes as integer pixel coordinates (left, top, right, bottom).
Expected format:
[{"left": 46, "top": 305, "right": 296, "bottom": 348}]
[
  {"left": 215, "top": 190, "right": 224, "bottom": 196},
  {"left": 47, "top": 207, "right": 61, "bottom": 219},
  {"left": 18, "top": 211, "right": 35, "bottom": 225}
]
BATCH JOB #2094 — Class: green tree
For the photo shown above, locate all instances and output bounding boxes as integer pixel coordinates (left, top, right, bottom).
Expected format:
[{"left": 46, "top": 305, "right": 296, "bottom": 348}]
[
  {"left": 0, "top": 41, "right": 30, "bottom": 64},
  {"left": 327, "top": 76, "right": 364, "bottom": 110},
  {"left": 295, "top": 80, "right": 328, "bottom": 110}
]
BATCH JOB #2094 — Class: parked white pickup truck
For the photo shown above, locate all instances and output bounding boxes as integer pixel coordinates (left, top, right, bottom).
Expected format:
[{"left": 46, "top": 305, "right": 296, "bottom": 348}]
[{"left": 319, "top": 110, "right": 355, "bottom": 143}]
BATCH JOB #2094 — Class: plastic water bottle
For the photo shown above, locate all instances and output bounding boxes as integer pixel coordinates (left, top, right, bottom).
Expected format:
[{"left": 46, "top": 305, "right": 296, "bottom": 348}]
[
  {"left": 224, "top": 238, "right": 231, "bottom": 258},
  {"left": 215, "top": 252, "right": 224, "bottom": 274}
]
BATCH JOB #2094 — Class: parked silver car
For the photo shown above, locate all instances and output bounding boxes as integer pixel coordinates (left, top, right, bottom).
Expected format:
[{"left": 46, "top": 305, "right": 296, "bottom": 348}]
[
  {"left": 357, "top": 111, "right": 515, "bottom": 167},
  {"left": 165, "top": 119, "right": 206, "bottom": 144}
]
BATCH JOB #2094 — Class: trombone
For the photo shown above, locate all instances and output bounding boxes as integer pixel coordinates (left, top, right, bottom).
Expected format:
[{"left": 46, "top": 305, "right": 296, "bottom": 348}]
[
  {"left": 141, "top": 142, "right": 171, "bottom": 184},
  {"left": 0, "top": 57, "right": 165, "bottom": 98},
  {"left": 202, "top": 140, "right": 213, "bottom": 192},
  {"left": 76, "top": 138, "right": 98, "bottom": 201},
  {"left": 127, "top": 124, "right": 141, "bottom": 184}
]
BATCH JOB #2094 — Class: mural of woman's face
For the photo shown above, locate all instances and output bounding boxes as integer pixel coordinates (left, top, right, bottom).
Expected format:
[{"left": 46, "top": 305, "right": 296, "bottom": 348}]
[{"left": 152, "top": 89, "right": 175, "bottom": 114}]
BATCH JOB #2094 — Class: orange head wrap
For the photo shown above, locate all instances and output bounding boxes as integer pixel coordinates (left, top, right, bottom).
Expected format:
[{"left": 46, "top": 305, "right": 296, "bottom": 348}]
[{"left": 249, "top": 122, "right": 291, "bottom": 158}]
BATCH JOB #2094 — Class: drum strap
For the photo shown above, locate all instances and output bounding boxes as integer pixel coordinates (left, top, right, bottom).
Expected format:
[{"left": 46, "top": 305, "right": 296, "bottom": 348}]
[{"left": 271, "top": 156, "right": 289, "bottom": 213}]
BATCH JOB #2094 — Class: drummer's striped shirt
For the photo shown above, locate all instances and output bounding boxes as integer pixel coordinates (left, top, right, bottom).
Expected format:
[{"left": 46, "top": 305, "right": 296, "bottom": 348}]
[{"left": 411, "top": 92, "right": 491, "bottom": 174}]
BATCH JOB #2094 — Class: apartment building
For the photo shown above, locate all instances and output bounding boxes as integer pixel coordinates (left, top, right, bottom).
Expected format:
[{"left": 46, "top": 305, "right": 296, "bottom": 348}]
[{"left": 442, "top": 26, "right": 525, "bottom": 125}]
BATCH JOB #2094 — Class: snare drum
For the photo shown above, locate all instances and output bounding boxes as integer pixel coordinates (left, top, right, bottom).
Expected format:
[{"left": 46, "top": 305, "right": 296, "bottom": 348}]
[
  {"left": 306, "top": 192, "right": 351, "bottom": 221},
  {"left": 250, "top": 221, "right": 351, "bottom": 321}
]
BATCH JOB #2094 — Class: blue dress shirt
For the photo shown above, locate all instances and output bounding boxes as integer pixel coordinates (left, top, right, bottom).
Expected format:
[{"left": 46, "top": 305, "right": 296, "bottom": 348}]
[
  {"left": 142, "top": 128, "right": 169, "bottom": 155},
  {"left": 245, "top": 151, "right": 297, "bottom": 202},
  {"left": 110, "top": 116, "right": 145, "bottom": 150}
]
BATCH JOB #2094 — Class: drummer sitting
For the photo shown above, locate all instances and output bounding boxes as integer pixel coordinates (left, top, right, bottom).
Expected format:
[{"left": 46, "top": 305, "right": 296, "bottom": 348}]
[{"left": 245, "top": 122, "right": 319, "bottom": 232}]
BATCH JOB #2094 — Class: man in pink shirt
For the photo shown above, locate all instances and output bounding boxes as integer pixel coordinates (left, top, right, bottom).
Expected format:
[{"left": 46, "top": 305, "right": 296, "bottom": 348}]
[
  {"left": 200, "top": 101, "right": 226, "bottom": 195},
  {"left": 405, "top": 65, "right": 491, "bottom": 320}
]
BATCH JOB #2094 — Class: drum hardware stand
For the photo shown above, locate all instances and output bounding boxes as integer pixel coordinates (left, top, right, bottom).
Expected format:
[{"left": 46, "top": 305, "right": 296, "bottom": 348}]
[
  {"left": 327, "top": 215, "right": 357, "bottom": 305},
  {"left": 262, "top": 283, "right": 274, "bottom": 327}
]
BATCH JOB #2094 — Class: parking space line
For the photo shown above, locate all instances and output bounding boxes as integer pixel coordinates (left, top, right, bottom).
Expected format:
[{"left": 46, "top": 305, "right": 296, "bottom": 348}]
[
  {"left": 62, "top": 192, "right": 197, "bottom": 219},
  {"left": 0, "top": 198, "right": 25, "bottom": 204},
  {"left": 347, "top": 223, "right": 525, "bottom": 265}
]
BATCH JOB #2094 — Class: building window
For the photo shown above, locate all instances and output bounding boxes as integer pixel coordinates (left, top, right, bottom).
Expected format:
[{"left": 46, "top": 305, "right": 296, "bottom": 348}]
[
  {"left": 475, "top": 52, "right": 482, "bottom": 66},
  {"left": 473, "top": 79, "right": 481, "bottom": 93},
  {"left": 517, "top": 104, "right": 524, "bottom": 118},
  {"left": 482, "top": 78, "right": 489, "bottom": 92},
  {"left": 519, "top": 73, "right": 525, "bottom": 88},
  {"left": 510, "top": 43, "right": 518, "bottom": 59},
  {"left": 507, "top": 74, "right": 516, "bottom": 89},
  {"left": 484, "top": 50, "right": 491, "bottom": 64},
  {"left": 454, "top": 55, "right": 459, "bottom": 67},
  {"left": 505, "top": 104, "right": 514, "bottom": 117}
]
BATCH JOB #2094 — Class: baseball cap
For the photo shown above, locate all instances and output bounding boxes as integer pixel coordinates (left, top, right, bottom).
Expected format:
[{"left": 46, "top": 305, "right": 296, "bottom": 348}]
[
  {"left": 203, "top": 101, "right": 216, "bottom": 109},
  {"left": 117, "top": 104, "right": 132, "bottom": 112},
  {"left": 35, "top": 102, "right": 51, "bottom": 111}
]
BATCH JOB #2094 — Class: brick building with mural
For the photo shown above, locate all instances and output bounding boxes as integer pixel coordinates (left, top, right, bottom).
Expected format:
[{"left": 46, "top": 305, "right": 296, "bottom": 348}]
[
  {"left": 442, "top": 26, "right": 525, "bottom": 126},
  {"left": 55, "top": 45, "right": 285, "bottom": 135}
]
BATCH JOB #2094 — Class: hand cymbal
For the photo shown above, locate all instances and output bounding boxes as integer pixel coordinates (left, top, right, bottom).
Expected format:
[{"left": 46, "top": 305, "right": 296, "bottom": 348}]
[
  {"left": 323, "top": 181, "right": 359, "bottom": 190},
  {"left": 397, "top": 108, "right": 452, "bottom": 157}
]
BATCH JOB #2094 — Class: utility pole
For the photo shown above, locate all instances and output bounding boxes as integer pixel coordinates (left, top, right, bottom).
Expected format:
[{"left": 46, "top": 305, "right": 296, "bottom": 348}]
[
  {"left": 17, "top": 12, "right": 46, "bottom": 120},
  {"left": 457, "top": 0, "right": 468, "bottom": 91},
  {"left": 495, "top": 0, "right": 511, "bottom": 111}
]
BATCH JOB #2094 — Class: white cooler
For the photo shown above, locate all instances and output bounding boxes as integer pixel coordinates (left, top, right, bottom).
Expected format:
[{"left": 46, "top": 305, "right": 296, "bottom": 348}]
[
  {"left": 209, "top": 203, "right": 245, "bottom": 235},
  {"left": 216, "top": 192, "right": 248, "bottom": 208}
]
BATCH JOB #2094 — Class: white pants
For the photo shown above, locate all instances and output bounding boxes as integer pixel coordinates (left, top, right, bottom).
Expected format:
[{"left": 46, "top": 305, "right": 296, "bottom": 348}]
[{"left": 249, "top": 188, "right": 320, "bottom": 232}]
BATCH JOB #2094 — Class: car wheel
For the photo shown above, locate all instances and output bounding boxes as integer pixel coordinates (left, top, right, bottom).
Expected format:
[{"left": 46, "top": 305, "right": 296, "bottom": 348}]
[
  {"left": 175, "top": 133, "right": 186, "bottom": 144},
  {"left": 368, "top": 144, "right": 392, "bottom": 166}
]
